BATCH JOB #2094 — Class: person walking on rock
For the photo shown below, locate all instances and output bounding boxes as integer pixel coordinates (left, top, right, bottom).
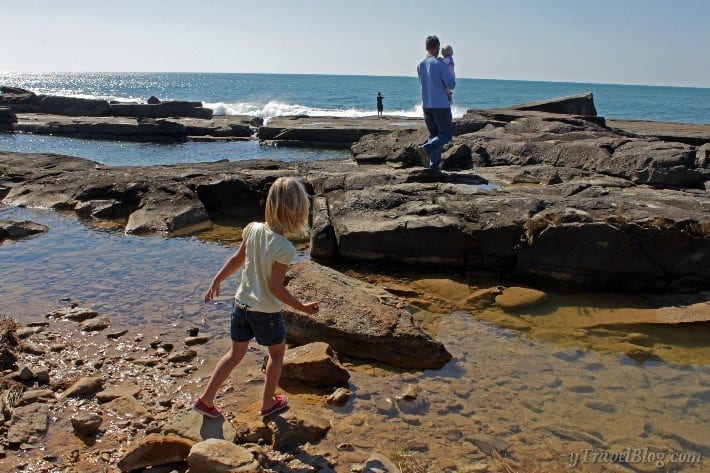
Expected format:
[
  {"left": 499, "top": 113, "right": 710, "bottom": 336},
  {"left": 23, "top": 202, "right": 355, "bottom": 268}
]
[
  {"left": 416, "top": 35, "right": 456, "bottom": 171},
  {"left": 194, "top": 177, "right": 320, "bottom": 418}
]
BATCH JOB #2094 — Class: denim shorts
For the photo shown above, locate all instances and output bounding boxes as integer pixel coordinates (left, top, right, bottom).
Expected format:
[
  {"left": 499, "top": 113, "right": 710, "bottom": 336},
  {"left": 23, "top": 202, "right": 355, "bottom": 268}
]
[{"left": 230, "top": 302, "right": 286, "bottom": 346}]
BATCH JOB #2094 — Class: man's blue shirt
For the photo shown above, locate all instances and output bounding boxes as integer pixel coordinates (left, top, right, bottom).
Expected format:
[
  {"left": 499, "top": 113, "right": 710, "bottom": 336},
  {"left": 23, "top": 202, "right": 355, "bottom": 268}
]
[{"left": 417, "top": 55, "right": 456, "bottom": 108}]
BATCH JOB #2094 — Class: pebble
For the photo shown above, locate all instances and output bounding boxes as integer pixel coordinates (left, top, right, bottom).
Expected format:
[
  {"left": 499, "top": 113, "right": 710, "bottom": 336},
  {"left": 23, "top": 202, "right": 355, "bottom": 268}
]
[
  {"left": 326, "top": 387, "right": 351, "bottom": 406},
  {"left": 71, "top": 413, "right": 103, "bottom": 437}
]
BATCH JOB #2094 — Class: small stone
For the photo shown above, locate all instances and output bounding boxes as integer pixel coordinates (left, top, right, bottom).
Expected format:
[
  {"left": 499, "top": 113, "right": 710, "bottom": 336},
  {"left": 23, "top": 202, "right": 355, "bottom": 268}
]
[
  {"left": 400, "top": 414, "right": 421, "bottom": 425},
  {"left": 62, "top": 376, "right": 104, "bottom": 398},
  {"left": 337, "top": 442, "right": 354, "bottom": 451},
  {"left": 17, "top": 365, "right": 35, "bottom": 381},
  {"left": 405, "top": 440, "right": 428, "bottom": 452},
  {"left": 184, "top": 336, "right": 209, "bottom": 346},
  {"left": 187, "top": 327, "right": 199, "bottom": 337},
  {"left": 34, "top": 367, "right": 50, "bottom": 385},
  {"left": 46, "top": 307, "right": 98, "bottom": 322},
  {"left": 157, "top": 397, "right": 173, "bottom": 407},
  {"left": 80, "top": 317, "right": 111, "bottom": 332},
  {"left": 374, "top": 397, "right": 396, "bottom": 414},
  {"left": 16, "top": 326, "right": 43, "bottom": 339},
  {"left": 71, "top": 413, "right": 103, "bottom": 437},
  {"left": 465, "top": 463, "right": 489, "bottom": 472},
  {"left": 106, "top": 330, "right": 128, "bottom": 340},
  {"left": 167, "top": 349, "right": 196, "bottom": 363},
  {"left": 17, "top": 389, "right": 56, "bottom": 406},
  {"left": 396, "top": 384, "right": 418, "bottom": 401},
  {"left": 584, "top": 401, "right": 616, "bottom": 413},
  {"left": 96, "top": 383, "right": 141, "bottom": 403},
  {"left": 326, "top": 387, "right": 351, "bottom": 406},
  {"left": 495, "top": 286, "right": 549, "bottom": 311},
  {"left": 21, "top": 341, "right": 45, "bottom": 355},
  {"left": 468, "top": 434, "right": 512, "bottom": 456},
  {"left": 624, "top": 332, "right": 653, "bottom": 347}
]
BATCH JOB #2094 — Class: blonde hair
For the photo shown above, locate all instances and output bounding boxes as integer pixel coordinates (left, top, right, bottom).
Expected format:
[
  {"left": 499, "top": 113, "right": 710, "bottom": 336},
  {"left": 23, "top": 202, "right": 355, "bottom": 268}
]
[
  {"left": 265, "top": 177, "right": 309, "bottom": 236},
  {"left": 442, "top": 44, "right": 454, "bottom": 56}
]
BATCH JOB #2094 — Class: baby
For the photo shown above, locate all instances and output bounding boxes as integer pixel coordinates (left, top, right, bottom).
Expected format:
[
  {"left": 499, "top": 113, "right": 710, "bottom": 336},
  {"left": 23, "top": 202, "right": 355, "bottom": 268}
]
[{"left": 440, "top": 44, "right": 456, "bottom": 103}]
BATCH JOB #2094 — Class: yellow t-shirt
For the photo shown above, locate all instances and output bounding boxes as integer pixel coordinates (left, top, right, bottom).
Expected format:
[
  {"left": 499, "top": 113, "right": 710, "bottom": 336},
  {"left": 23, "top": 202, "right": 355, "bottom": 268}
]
[{"left": 234, "top": 222, "right": 296, "bottom": 313}]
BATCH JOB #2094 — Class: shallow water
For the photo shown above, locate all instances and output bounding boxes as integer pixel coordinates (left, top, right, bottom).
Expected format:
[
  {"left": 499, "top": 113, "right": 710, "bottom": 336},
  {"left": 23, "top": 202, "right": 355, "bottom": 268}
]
[
  {"left": 1, "top": 206, "right": 708, "bottom": 471},
  {"left": 0, "top": 133, "right": 349, "bottom": 167}
]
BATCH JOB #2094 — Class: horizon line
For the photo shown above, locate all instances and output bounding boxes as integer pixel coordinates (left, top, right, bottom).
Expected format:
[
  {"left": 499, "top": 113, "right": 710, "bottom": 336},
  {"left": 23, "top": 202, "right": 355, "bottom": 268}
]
[{"left": 1, "top": 70, "right": 709, "bottom": 91}]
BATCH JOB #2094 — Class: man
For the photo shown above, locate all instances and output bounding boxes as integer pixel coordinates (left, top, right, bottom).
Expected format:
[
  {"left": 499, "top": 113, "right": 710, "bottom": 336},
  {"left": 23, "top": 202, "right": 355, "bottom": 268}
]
[
  {"left": 416, "top": 35, "right": 456, "bottom": 171},
  {"left": 376, "top": 92, "right": 384, "bottom": 118}
]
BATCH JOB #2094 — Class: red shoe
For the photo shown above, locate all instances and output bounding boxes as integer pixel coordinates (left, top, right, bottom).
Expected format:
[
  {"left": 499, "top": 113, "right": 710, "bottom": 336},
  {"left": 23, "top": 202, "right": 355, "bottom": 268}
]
[
  {"left": 259, "top": 394, "right": 289, "bottom": 416},
  {"left": 193, "top": 398, "right": 222, "bottom": 418}
]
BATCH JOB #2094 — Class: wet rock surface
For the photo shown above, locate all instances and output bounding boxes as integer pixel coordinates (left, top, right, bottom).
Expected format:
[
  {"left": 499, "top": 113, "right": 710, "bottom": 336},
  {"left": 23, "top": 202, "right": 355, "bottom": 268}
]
[
  {"left": 0, "top": 219, "right": 47, "bottom": 244},
  {"left": 279, "top": 342, "right": 350, "bottom": 388},
  {"left": 284, "top": 260, "right": 452, "bottom": 369},
  {"left": 2, "top": 97, "right": 709, "bottom": 291}
]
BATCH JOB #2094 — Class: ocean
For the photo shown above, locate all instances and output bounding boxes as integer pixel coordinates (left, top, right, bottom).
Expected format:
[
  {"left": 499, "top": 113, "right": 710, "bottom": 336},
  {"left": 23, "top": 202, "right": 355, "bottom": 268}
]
[
  {"left": 2, "top": 72, "right": 708, "bottom": 123},
  {"left": 0, "top": 72, "right": 708, "bottom": 166}
]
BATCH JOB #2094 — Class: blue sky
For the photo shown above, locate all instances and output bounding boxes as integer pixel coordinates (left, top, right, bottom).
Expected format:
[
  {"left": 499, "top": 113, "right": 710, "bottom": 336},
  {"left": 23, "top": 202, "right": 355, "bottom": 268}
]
[{"left": 4, "top": 0, "right": 709, "bottom": 87}]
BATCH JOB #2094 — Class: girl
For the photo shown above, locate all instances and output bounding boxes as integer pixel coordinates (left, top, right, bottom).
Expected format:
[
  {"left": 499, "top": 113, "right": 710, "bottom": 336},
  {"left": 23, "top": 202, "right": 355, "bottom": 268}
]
[{"left": 194, "top": 176, "right": 320, "bottom": 418}]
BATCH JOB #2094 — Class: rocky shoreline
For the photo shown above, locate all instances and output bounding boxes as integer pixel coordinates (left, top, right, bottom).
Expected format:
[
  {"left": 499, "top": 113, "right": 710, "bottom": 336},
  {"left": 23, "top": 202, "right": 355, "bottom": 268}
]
[
  {"left": 0, "top": 258, "right": 455, "bottom": 472},
  {"left": 1, "top": 94, "right": 709, "bottom": 292}
]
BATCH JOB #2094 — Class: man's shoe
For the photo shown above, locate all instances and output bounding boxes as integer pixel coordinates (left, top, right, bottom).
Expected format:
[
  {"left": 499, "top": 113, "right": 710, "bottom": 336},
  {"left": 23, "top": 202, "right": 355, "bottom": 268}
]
[{"left": 412, "top": 146, "right": 429, "bottom": 167}]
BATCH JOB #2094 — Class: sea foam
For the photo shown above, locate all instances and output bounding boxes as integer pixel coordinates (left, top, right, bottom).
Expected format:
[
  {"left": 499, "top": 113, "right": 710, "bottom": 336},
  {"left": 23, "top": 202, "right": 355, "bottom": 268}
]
[{"left": 204, "top": 100, "right": 467, "bottom": 122}]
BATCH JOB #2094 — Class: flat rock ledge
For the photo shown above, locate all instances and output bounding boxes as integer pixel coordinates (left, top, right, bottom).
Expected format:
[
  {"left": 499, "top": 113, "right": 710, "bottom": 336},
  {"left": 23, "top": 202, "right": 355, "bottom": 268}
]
[
  {"left": 1, "top": 94, "right": 709, "bottom": 292},
  {"left": 284, "top": 261, "right": 452, "bottom": 370},
  {"left": 0, "top": 219, "right": 48, "bottom": 244}
]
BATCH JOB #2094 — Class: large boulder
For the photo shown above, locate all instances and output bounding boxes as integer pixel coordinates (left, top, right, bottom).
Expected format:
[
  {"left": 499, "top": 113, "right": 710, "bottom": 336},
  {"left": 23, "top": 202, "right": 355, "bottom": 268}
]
[
  {"left": 260, "top": 115, "right": 422, "bottom": 147},
  {"left": 0, "top": 106, "right": 17, "bottom": 126},
  {"left": 283, "top": 260, "right": 451, "bottom": 369},
  {"left": 0, "top": 220, "right": 48, "bottom": 243},
  {"left": 0, "top": 89, "right": 40, "bottom": 112},
  {"left": 110, "top": 101, "right": 213, "bottom": 119},
  {"left": 506, "top": 92, "right": 597, "bottom": 116},
  {"left": 38, "top": 95, "right": 111, "bottom": 116},
  {"left": 515, "top": 222, "right": 668, "bottom": 291},
  {"left": 125, "top": 187, "right": 212, "bottom": 235}
]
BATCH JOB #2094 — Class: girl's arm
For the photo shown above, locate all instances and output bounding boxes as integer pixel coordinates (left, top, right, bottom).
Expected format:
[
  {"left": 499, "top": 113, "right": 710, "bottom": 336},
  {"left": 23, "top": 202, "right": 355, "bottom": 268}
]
[
  {"left": 268, "top": 262, "right": 319, "bottom": 314},
  {"left": 203, "top": 244, "right": 246, "bottom": 302}
]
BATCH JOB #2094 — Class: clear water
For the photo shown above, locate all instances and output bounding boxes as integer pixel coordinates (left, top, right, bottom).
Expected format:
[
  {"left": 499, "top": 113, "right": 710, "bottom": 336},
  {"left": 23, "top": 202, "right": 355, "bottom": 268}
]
[
  {"left": 0, "top": 133, "right": 348, "bottom": 167},
  {"left": 1, "top": 205, "right": 708, "bottom": 472},
  {"left": 1, "top": 72, "right": 708, "bottom": 124}
]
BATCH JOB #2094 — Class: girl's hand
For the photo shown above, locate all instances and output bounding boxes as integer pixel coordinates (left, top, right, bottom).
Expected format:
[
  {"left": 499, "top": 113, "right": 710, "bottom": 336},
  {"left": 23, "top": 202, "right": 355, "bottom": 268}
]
[
  {"left": 204, "top": 281, "right": 220, "bottom": 303},
  {"left": 301, "top": 302, "right": 320, "bottom": 315}
]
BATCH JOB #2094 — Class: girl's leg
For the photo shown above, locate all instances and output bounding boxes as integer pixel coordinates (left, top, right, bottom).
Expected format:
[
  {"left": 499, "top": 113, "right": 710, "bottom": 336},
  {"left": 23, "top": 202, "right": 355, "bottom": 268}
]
[
  {"left": 199, "top": 340, "right": 249, "bottom": 406},
  {"left": 261, "top": 342, "right": 286, "bottom": 410}
]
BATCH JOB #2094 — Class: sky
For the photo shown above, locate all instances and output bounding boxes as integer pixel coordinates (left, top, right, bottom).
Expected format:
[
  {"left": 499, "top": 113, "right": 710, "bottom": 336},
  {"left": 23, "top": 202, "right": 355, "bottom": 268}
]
[{"left": 3, "top": 0, "right": 710, "bottom": 88}]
